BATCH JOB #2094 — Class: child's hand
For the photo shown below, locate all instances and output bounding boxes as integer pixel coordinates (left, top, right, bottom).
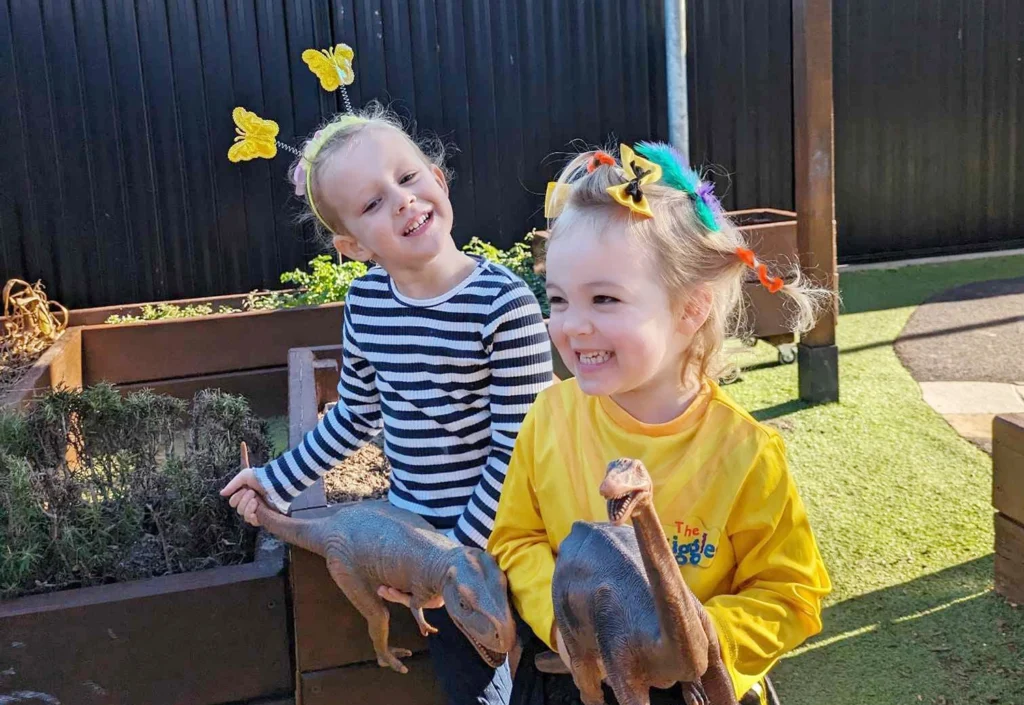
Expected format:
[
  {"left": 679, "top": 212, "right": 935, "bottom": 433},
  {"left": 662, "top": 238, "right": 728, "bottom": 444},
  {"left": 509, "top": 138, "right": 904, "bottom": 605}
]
[
  {"left": 220, "top": 467, "right": 267, "bottom": 527},
  {"left": 377, "top": 585, "right": 444, "bottom": 609}
]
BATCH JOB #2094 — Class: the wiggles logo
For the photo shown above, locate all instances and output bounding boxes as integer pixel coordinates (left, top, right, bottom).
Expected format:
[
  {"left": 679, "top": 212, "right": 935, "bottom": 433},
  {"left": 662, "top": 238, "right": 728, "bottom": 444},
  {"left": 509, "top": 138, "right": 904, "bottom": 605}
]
[{"left": 668, "top": 521, "right": 719, "bottom": 568}]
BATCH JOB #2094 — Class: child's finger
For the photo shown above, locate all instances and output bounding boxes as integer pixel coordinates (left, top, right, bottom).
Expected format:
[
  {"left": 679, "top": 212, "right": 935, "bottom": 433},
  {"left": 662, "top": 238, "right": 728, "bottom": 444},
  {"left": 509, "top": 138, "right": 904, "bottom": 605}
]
[
  {"left": 377, "top": 586, "right": 413, "bottom": 607},
  {"left": 232, "top": 489, "right": 255, "bottom": 514},
  {"left": 220, "top": 472, "right": 248, "bottom": 497},
  {"left": 227, "top": 488, "right": 246, "bottom": 509}
]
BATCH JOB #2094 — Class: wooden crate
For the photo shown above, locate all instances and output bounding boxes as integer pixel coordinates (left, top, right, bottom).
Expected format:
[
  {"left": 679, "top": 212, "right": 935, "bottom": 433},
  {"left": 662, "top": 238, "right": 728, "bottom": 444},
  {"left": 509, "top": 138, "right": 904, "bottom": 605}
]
[{"left": 993, "top": 414, "right": 1024, "bottom": 603}]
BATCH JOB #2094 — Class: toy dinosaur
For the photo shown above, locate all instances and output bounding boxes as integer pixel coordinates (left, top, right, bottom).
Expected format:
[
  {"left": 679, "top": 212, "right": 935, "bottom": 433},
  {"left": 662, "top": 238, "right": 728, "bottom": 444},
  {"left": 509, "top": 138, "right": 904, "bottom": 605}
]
[
  {"left": 542, "top": 457, "right": 737, "bottom": 705},
  {"left": 238, "top": 443, "right": 515, "bottom": 674}
]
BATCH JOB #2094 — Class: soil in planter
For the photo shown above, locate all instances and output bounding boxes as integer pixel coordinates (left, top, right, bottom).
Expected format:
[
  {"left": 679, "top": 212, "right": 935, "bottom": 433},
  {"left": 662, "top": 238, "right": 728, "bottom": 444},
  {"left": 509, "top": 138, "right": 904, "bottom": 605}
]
[
  {"left": 324, "top": 435, "right": 390, "bottom": 504},
  {"left": 264, "top": 417, "right": 390, "bottom": 503}
]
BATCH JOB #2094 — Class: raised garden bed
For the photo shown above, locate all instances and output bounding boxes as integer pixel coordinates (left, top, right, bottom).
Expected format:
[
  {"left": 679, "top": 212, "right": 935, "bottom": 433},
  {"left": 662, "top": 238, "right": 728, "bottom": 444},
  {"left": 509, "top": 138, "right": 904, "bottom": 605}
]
[
  {"left": 0, "top": 297, "right": 345, "bottom": 417},
  {"left": 281, "top": 345, "right": 445, "bottom": 703},
  {"left": 0, "top": 386, "right": 293, "bottom": 704}
]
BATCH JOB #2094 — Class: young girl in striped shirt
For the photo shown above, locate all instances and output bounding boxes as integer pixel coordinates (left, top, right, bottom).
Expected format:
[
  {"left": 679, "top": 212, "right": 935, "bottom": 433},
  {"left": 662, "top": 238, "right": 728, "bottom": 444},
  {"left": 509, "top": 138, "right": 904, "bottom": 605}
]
[
  {"left": 221, "top": 103, "right": 552, "bottom": 705},
  {"left": 488, "top": 144, "right": 832, "bottom": 705}
]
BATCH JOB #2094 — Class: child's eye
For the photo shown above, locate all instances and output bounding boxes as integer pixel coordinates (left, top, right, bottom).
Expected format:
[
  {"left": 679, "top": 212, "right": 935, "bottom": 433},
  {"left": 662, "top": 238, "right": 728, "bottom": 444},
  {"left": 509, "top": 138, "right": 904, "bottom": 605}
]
[
  {"left": 362, "top": 198, "right": 380, "bottom": 214},
  {"left": 400, "top": 171, "right": 418, "bottom": 184},
  {"left": 547, "top": 295, "right": 567, "bottom": 306},
  {"left": 593, "top": 295, "right": 619, "bottom": 304}
]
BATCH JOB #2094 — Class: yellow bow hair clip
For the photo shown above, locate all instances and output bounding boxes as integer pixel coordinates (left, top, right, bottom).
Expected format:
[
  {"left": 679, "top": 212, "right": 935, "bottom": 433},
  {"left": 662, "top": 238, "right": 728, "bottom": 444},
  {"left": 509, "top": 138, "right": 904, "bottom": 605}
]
[
  {"left": 607, "top": 144, "right": 662, "bottom": 218},
  {"left": 302, "top": 44, "right": 356, "bottom": 111},
  {"left": 544, "top": 182, "right": 572, "bottom": 219}
]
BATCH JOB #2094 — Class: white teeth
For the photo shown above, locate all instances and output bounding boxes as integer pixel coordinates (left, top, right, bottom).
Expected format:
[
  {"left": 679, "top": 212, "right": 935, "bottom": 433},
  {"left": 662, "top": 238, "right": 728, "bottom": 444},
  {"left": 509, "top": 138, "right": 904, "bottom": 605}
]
[
  {"left": 578, "top": 351, "right": 611, "bottom": 365},
  {"left": 403, "top": 213, "right": 430, "bottom": 235}
]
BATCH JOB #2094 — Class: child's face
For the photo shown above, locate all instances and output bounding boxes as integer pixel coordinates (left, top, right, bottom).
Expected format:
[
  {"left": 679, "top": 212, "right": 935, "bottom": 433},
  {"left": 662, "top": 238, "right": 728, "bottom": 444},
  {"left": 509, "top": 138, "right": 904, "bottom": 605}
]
[
  {"left": 319, "top": 128, "right": 454, "bottom": 273},
  {"left": 545, "top": 219, "right": 701, "bottom": 402}
]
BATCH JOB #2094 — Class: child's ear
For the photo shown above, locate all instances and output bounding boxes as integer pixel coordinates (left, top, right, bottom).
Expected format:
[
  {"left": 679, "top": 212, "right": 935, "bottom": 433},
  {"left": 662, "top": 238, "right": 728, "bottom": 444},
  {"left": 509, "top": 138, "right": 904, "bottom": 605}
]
[
  {"left": 430, "top": 164, "right": 449, "bottom": 195},
  {"left": 333, "top": 233, "right": 373, "bottom": 262},
  {"left": 678, "top": 285, "right": 713, "bottom": 336}
]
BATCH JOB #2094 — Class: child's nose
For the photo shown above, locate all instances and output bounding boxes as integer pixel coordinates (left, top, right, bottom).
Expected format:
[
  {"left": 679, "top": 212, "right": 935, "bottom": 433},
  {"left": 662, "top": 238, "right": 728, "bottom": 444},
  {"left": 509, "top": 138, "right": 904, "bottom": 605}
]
[{"left": 561, "top": 310, "right": 593, "bottom": 336}]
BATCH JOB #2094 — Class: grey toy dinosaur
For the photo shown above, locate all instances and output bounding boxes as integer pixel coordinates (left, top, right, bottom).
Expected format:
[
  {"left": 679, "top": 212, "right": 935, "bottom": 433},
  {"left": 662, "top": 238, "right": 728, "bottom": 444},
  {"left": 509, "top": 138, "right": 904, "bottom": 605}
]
[
  {"left": 239, "top": 443, "right": 516, "bottom": 674},
  {"left": 541, "top": 457, "right": 737, "bottom": 705}
]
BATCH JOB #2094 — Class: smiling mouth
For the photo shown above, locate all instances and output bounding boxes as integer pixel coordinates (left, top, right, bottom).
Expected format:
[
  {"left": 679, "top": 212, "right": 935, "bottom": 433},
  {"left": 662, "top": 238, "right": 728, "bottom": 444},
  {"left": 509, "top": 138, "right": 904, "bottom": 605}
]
[
  {"left": 576, "top": 351, "right": 613, "bottom": 366},
  {"left": 403, "top": 211, "right": 433, "bottom": 236},
  {"left": 605, "top": 491, "right": 641, "bottom": 525}
]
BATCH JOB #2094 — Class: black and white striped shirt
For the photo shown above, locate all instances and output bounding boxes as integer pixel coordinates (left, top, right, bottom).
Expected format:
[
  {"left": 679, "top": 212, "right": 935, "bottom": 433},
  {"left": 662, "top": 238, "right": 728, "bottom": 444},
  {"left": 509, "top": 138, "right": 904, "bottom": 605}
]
[{"left": 255, "top": 257, "right": 553, "bottom": 549}]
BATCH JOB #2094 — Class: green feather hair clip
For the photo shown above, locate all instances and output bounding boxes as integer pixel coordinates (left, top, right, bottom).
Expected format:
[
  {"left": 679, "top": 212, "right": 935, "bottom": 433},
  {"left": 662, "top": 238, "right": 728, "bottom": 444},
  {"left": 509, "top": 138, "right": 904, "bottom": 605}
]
[{"left": 634, "top": 141, "right": 722, "bottom": 232}]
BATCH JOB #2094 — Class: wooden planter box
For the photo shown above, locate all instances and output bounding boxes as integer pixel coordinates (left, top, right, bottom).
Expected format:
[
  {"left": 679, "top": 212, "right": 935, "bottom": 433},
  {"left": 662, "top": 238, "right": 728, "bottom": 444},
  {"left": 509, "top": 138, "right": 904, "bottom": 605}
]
[
  {"left": 1, "top": 292, "right": 345, "bottom": 417},
  {"left": 0, "top": 541, "right": 292, "bottom": 704},
  {"left": 284, "top": 345, "right": 446, "bottom": 704},
  {"left": 994, "top": 414, "right": 1024, "bottom": 604}
]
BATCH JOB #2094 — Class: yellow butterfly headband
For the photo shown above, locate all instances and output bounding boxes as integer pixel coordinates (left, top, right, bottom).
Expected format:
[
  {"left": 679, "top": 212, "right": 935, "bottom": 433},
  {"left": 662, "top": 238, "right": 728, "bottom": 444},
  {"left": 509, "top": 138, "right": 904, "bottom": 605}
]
[
  {"left": 544, "top": 144, "right": 663, "bottom": 220},
  {"left": 227, "top": 43, "right": 365, "bottom": 233}
]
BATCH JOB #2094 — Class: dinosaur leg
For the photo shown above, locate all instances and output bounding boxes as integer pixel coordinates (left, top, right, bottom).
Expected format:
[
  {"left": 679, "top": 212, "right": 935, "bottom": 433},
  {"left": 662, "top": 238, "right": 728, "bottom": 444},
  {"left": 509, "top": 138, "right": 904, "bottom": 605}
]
[
  {"left": 409, "top": 602, "right": 438, "bottom": 638},
  {"left": 560, "top": 629, "right": 605, "bottom": 705},
  {"left": 680, "top": 681, "right": 709, "bottom": 705},
  {"left": 604, "top": 671, "right": 650, "bottom": 705},
  {"left": 325, "top": 556, "right": 411, "bottom": 674}
]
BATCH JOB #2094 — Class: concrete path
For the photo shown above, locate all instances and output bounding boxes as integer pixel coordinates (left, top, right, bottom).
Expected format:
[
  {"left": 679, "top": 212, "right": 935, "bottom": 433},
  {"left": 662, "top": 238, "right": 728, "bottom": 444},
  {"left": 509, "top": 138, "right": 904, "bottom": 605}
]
[{"left": 895, "top": 277, "right": 1024, "bottom": 453}]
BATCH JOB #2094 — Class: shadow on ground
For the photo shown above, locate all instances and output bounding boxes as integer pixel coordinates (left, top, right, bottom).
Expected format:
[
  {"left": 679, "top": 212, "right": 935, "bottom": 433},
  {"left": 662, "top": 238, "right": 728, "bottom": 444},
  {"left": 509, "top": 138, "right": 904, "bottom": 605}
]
[{"left": 772, "top": 556, "right": 1024, "bottom": 705}]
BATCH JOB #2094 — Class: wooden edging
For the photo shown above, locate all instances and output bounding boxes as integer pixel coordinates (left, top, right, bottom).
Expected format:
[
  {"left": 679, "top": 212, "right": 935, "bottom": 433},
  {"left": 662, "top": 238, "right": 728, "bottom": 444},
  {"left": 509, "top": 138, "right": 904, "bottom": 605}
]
[{"left": 0, "top": 542, "right": 292, "bottom": 704}]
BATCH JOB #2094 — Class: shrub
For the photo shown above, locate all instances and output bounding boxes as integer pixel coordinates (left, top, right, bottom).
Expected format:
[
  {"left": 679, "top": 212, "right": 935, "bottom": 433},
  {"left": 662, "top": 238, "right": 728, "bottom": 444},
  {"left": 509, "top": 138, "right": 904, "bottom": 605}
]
[{"left": 0, "top": 384, "right": 272, "bottom": 598}]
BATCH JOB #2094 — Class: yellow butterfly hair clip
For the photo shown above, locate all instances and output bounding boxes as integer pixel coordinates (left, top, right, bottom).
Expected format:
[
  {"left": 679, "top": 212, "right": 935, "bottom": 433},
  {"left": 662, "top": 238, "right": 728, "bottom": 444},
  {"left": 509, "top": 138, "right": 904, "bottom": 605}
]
[
  {"left": 227, "top": 107, "right": 300, "bottom": 163},
  {"left": 607, "top": 144, "right": 662, "bottom": 218},
  {"left": 302, "top": 44, "right": 356, "bottom": 112}
]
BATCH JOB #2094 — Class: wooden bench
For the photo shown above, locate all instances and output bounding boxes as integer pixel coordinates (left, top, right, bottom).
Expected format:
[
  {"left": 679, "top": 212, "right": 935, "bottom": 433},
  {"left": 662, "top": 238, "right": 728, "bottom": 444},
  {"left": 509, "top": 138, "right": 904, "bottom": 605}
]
[{"left": 994, "top": 413, "right": 1024, "bottom": 603}]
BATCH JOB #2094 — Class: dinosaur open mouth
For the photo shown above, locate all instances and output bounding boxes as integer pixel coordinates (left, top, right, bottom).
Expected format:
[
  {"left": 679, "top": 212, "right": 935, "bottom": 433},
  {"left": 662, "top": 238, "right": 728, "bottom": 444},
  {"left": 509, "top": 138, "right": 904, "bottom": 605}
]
[
  {"left": 606, "top": 491, "right": 641, "bottom": 524},
  {"left": 453, "top": 619, "right": 507, "bottom": 668},
  {"left": 468, "top": 633, "right": 505, "bottom": 668}
]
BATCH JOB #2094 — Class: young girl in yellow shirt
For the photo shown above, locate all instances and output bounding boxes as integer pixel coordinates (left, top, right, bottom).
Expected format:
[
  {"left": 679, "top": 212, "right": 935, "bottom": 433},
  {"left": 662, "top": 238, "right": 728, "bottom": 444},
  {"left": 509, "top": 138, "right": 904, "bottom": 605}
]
[{"left": 488, "top": 144, "right": 832, "bottom": 705}]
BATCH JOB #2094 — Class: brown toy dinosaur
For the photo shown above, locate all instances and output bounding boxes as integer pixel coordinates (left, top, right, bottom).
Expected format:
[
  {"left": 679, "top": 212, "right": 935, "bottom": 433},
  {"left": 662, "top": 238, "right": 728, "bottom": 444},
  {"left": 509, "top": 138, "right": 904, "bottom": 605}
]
[
  {"left": 239, "top": 443, "right": 516, "bottom": 674},
  {"left": 541, "top": 458, "right": 737, "bottom": 705}
]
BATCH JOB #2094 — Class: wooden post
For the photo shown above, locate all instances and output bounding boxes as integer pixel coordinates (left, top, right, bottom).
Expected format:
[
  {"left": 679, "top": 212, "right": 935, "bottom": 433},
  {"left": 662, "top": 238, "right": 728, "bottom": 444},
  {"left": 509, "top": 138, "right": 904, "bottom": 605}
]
[{"left": 792, "top": 0, "right": 839, "bottom": 403}]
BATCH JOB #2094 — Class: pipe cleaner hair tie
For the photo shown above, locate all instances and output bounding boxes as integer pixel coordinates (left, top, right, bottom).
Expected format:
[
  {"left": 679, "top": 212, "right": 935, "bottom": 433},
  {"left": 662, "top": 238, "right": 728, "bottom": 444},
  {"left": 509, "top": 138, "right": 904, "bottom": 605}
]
[
  {"left": 227, "top": 43, "right": 366, "bottom": 233},
  {"left": 587, "top": 151, "right": 616, "bottom": 173},
  {"left": 736, "top": 246, "right": 784, "bottom": 294}
]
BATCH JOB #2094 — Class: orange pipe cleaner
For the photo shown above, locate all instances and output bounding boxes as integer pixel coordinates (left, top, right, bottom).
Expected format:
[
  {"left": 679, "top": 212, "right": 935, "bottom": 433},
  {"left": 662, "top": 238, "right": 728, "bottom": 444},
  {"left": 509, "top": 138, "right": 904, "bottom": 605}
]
[
  {"left": 736, "top": 247, "right": 784, "bottom": 293},
  {"left": 587, "top": 151, "right": 616, "bottom": 172}
]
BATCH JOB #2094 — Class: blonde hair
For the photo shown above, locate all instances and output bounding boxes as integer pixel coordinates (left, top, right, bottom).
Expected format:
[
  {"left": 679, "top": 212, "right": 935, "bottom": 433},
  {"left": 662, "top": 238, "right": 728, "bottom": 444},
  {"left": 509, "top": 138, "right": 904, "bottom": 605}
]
[
  {"left": 290, "top": 101, "right": 452, "bottom": 243},
  {"left": 547, "top": 146, "right": 834, "bottom": 382}
]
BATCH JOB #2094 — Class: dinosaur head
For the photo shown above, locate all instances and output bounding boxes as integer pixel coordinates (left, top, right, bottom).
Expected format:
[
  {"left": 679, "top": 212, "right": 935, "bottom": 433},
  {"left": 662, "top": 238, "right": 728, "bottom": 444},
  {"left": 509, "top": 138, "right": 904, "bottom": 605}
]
[
  {"left": 600, "top": 458, "right": 653, "bottom": 526},
  {"left": 442, "top": 548, "right": 516, "bottom": 668}
]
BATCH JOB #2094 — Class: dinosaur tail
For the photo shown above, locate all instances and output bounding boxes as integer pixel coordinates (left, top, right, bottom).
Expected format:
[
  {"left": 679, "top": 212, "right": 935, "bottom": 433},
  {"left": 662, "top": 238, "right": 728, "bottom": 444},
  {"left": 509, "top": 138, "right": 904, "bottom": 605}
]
[{"left": 254, "top": 501, "right": 325, "bottom": 556}]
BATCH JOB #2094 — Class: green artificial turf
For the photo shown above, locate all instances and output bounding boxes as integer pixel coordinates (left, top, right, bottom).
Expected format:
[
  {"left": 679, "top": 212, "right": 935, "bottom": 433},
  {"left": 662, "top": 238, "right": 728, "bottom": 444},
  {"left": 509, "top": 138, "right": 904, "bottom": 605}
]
[{"left": 724, "top": 255, "right": 1024, "bottom": 704}]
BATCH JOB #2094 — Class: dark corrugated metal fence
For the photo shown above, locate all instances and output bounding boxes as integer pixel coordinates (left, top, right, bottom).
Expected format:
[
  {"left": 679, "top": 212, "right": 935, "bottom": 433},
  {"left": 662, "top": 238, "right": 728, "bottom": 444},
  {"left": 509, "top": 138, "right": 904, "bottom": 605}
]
[
  {"left": 0, "top": 0, "right": 667, "bottom": 308},
  {"left": 688, "top": 0, "right": 1024, "bottom": 263},
  {"left": 5, "top": 0, "right": 1024, "bottom": 308}
]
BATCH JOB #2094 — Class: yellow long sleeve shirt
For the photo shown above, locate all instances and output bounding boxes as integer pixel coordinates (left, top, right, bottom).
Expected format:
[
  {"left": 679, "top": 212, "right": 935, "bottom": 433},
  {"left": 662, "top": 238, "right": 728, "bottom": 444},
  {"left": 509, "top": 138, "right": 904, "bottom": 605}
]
[{"left": 487, "top": 378, "right": 831, "bottom": 698}]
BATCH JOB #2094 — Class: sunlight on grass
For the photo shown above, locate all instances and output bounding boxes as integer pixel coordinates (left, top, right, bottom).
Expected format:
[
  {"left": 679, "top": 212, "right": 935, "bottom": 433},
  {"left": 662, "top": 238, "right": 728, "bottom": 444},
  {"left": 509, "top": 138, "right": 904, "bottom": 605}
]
[{"left": 723, "top": 256, "right": 1024, "bottom": 703}]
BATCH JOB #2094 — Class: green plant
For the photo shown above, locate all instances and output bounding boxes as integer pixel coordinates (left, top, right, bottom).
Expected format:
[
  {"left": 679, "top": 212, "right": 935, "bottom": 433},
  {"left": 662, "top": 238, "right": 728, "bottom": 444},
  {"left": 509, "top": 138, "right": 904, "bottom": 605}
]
[
  {"left": 244, "top": 254, "right": 368, "bottom": 310},
  {"left": 0, "top": 384, "right": 273, "bottom": 598},
  {"left": 463, "top": 234, "right": 549, "bottom": 316},
  {"left": 105, "top": 302, "right": 238, "bottom": 324},
  {"left": 102, "top": 236, "right": 549, "bottom": 324}
]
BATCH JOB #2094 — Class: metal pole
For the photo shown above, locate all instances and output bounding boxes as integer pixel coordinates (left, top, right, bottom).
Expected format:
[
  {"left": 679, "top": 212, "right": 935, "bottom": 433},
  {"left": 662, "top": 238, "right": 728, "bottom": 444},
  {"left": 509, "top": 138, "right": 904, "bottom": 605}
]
[
  {"left": 665, "top": 0, "right": 689, "bottom": 159},
  {"left": 793, "top": 0, "right": 839, "bottom": 403}
]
